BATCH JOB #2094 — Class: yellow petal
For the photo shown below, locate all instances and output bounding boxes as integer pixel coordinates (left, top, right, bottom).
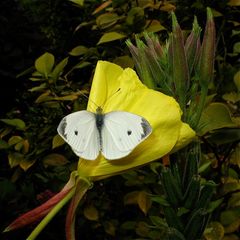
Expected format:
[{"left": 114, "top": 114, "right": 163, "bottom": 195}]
[
  {"left": 171, "top": 122, "right": 196, "bottom": 153},
  {"left": 87, "top": 61, "right": 123, "bottom": 111},
  {"left": 78, "top": 61, "right": 195, "bottom": 179}
]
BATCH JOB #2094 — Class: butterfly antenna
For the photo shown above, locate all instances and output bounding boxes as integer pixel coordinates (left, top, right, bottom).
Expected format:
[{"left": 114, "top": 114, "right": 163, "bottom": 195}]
[
  {"left": 103, "top": 88, "right": 121, "bottom": 108},
  {"left": 88, "top": 88, "right": 121, "bottom": 111},
  {"left": 88, "top": 99, "right": 99, "bottom": 112},
  {"left": 78, "top": 88, "right": 121, "bottom": 112},
  {"left": 109, "top": 88, "right": 121, "bottom": 100},
  {"left": 77, "top": 90, "right": 99, "bottom": 112}
]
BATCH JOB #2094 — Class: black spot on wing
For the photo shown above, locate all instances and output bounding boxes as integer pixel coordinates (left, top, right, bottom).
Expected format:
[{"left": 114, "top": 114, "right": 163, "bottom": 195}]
[
  {"left": 141, "top": 118, "right": 151, "bottom": 139},
  {"left": 59, "top": 117, "right": 67, "bottom": 138},
  {"left": 74, "top": 130, "right": 78, "bottom": 136},
  {"left": 127, "top": 130, "right": 132, "bottom": 136}
]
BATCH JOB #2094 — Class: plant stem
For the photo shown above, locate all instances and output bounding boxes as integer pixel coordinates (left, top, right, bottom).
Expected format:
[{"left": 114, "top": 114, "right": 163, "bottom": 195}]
[
  {"left": 192, "top": 87, "right": 208, "bottom": 129},
  {"left": 26, "top": 188, "right": 75, "bottom": 240}
]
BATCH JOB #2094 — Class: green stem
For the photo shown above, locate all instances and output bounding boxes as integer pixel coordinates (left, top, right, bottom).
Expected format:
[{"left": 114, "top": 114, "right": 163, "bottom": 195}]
[
  {"left": 26, "top": 187, "right": 75, "bottom": 240},
  {"left": 191, "top": 87, "right": 208, "bottom": 130},
  {"left": 179, "top": 96, "right": 187, "bottom": 122}
]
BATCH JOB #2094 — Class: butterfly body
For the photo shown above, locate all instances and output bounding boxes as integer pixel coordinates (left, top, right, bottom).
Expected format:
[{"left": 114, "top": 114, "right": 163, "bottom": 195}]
[
  {"left": 57, "top": 107, "right": 152, "bottom": 160},
  {"left": 95, "top": 107, "right": 104, "bottom": 150}
]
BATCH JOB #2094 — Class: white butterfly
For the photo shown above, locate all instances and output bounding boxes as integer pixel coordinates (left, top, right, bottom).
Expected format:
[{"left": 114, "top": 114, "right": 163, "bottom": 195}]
[{"left": 57, "top": 107, "right": 152, "bottom": 160}]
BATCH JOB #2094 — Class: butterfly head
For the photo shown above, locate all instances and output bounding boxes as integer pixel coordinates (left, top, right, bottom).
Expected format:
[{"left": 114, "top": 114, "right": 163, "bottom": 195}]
[{"left": 96, "top": 106, "right": 103, "bottom": 115}]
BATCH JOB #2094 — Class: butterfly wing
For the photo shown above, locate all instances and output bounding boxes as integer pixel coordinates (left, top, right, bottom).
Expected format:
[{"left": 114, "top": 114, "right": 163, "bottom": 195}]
[
  {"left": 57, "top": 111, "right": 100, "bottom": 160},
  {"left": 101, "top": 111, "right": 152, "bottom": 160}
]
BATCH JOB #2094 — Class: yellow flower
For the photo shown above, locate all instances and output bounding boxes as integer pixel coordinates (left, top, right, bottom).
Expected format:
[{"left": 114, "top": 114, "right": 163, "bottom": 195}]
[
  {"left": 4, "top": 60, "right": 196, "bottom": 240},
  {"left": 78, "top": 60, "right": 195, "bottom": 180}
]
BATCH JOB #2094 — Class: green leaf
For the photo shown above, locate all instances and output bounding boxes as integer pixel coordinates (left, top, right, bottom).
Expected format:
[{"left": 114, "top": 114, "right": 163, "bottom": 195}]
[
  {"left": 8, "top": 152, "right": 24, "bottom": 168},
  {"left": 198, "top": 103, "right": 237, "bottom": 135},
  {"left": 96, "top": 13, "right": 120, "bottom": 29},
  {"left": 224, "top": 218, "right": 240, "bottom": 234},
  {"left": 29, "top": 71, "right": 44, "bottom": 81},
  {"left": 52, "top": 95, "right": 78, "bottom": 101},
  {"left": 222, "top": 92, "right": 240, "bottom": 103},
  {"left": 135, "top": 221, "right": 149, "bottom": 237},
  {"left": 20, "top": 159, "right": 36, "bottom": 171},
  {"left": 164, "top": 207, "right": 184, "bottom": 232},
  {"left": 41, "top": 101, "right": 60, "bottom": 108},
  {"left": 220, "top": 208, "right": 240, "bottom": 226},
  {"left": 207, "top": 128, "right": 240, "bottom": 145},
  {"left": 124, "top": 191, "right": 152, "bottom": 215},
  {"left": 28, "top": 83, "right": 47, "bottom": 92},
  {"left": 221, "top": 179, "right": 240, "bottom": 195},
  {"left": 51, "top": 57, "right": 68, "bottom": 81},
  {"left": 16, "top": 66, "right": 35, "bottom": 78},
  {"left": 35, "top": 91, "right": 52, "bottom": 103},
  {"left": 160, "top": 2, "right": 176, "bottom": 12},
  {"left": 43, "top": 153, "right": 69, "bottom": 167},
  {"left": 233, "top": 42, "right": 240, "bottom": 53},
  {"left": 0, "top": 128, "right": 11, "bottom": 138},
  {"left": 198, "top": 160, "right": 212, "bottom": 173},
  {"left": 35, "top": 52, "right": 55, "bottom": 77},
  {"left": 8, "top": 136, "right": 23, "bottom": 146},
  {"left": 83, "top": 205, "right": 99, "bottom": 221},
  {"left": 68, "top": 0, "right": 84, "bottom": 7},
  {"left": 207, "top": 198, "right": 224, "bottom": 213},
  {"left": 150, "top": 216, "right": 167, "bottom": 227},
  {"left": 222, "top": 234, "right": 239, "bottom": 240},
  {"left": 113, "top": 55, "right": 134, "bottom": 69},
  {"left": 228, "top": 192, "right": 240, "bottom": 208},
  {"left": 14, "top": 142, "right": 23, "bottom": 151},
  {"left": 230, "top": 145, "right": 240, "bottom": 168},
  {"left": 211, "top": 9, "right": 223, "bottom": 17},
  {"left": 103, "top": 221, "right": 116, "bottom": 236},
  {"left": 137, "top": 191, "right": 152, "bottom": 215},
  {"left": 228, "top": 168, "right": 239, "bottom": 179},
  {"left": 52, "top": 134, "right": 66, "bottom": 149},
  {"left": 167, "top": 227, "right": 186, "bottom": 240},
  {"left": 149, "top": 162, "right": 162, "bottom": 174},
  {"left": 204, "top": 221, "right": 224, "bottom": 240},
  {"left": 0, "top": 118, "right": 26, "bottom": 130},
  {"left": 146, "top": 20, "right": 166, "bottom": 33},
  {"left": 72, "top": 61, "right": 92, "bottom": 70},
  {"left": 233, "top": 70, "right": 240, "bottom": 91},
  {"left": 150, "top": 195, "right": 169, "bottom": 206},
  {"left": 0, "top": 139, "right": 9, "bottom": 149},
  {"left": 228, "top": 0, "right": 240, "bottom": 6},
  {"left": 69, "top": 46, "right": 88, "bottom": 56},
  {"left": 97, "top": 32, "right": 126, "bottom": 45},
  {"left": 125, "top": 7, "right": 145, "bottom": 28},
  {"left": 120, "top": 221, "right": 136, "bottom": 230},
  {"left": 92, "top": 0, "right": 112, "bottom": 15}
]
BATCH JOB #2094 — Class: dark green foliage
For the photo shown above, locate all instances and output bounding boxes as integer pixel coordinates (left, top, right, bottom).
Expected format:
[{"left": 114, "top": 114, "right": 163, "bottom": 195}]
[
  {"left": 161, "top": 166, "right": 183, "bottom": 207},
  {"left": 159, "top": 143, "right": 216, "bottom": 240}
]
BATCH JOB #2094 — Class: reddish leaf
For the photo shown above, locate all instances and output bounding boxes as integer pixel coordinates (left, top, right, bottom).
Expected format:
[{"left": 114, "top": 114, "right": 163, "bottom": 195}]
[{"left": 4, "top": 171, "right": 78, "bottom": 232}]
